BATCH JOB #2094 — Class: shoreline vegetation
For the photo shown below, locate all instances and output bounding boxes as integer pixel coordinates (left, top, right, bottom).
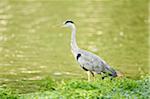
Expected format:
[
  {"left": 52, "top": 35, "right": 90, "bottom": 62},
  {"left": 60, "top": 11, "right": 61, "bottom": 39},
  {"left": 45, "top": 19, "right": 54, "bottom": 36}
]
[{"left": 0, "top": 76, "right": 149, "bottom": 99}]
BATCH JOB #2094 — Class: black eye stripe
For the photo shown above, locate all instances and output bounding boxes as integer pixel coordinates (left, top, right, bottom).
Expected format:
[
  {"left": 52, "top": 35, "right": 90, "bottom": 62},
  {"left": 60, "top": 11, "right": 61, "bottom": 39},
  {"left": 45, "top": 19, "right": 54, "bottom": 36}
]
[{"left": 65, "top": 21, "right": 74, "bottom": 24}]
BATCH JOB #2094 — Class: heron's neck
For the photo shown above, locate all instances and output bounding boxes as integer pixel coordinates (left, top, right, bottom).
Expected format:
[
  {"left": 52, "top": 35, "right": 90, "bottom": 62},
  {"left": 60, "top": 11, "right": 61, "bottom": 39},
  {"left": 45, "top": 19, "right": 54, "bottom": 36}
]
[{"left": 71, "top": 25, "right": 79, "bottom": 52}]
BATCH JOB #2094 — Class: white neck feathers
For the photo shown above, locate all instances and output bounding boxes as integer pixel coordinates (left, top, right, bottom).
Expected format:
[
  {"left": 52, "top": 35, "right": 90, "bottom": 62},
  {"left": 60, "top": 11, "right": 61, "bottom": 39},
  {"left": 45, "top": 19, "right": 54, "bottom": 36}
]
[{"left": 70, "top": 24, "right": 79, "bottom": 53}]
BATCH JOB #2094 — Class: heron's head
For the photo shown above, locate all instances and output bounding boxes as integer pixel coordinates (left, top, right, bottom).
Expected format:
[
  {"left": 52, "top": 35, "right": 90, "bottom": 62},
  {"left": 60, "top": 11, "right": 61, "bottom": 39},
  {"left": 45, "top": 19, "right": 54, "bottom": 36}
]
[{"left": 63, "top": 20, "right": 75, "bottom": 29}]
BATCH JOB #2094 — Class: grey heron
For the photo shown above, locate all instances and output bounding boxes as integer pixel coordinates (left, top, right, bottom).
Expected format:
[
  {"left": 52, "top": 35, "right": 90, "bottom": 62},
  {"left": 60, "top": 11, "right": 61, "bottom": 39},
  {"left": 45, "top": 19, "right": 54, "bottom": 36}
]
[{"left": 63, "top": 20, "right": 117, "bottom": 81}]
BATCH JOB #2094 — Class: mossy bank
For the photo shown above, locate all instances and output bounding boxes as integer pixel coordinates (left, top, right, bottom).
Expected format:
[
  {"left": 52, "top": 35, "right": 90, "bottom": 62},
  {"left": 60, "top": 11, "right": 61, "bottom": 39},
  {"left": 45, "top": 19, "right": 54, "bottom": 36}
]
[{"left": 0, "top": 76, "right": 149, "bottom": 99}]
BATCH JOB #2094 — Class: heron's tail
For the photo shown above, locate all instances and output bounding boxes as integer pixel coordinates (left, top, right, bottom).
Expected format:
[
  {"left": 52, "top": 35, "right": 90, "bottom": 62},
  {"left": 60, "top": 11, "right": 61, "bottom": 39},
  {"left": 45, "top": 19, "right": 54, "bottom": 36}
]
[{"left": 104, "top": 65, "right": 117, "bottom": 77}]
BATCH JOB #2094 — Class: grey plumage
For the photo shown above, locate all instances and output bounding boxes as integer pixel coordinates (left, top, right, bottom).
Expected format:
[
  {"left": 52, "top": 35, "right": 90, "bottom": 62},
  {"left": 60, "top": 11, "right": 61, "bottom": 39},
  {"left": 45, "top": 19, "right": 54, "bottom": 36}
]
[
  {"left": 63, "top": 20, "right": 117, "bottom": 80},
  {"left": 76, "top": 49, "right": 117, "bottom": 77}
]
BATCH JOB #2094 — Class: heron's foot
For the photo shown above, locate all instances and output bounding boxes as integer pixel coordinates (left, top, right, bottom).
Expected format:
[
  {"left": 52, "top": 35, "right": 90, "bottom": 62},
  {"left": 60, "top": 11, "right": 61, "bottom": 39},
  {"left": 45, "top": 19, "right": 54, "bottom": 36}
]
[
  {"left": 101, "top": 76, "right": 107, "bottom": 80},
  {"left": 102, "top": 76, "right": 105, "bottom": 80}
]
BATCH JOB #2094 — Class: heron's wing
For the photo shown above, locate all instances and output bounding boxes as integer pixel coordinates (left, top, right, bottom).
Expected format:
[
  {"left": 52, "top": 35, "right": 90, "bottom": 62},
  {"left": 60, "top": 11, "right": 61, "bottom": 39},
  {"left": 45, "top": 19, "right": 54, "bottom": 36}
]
[
  {"left": 77, "top": 49, "right": 117, "bottom": 77},
  {"left": 77, "top": 49, "right": 105, "bottom": 72}
]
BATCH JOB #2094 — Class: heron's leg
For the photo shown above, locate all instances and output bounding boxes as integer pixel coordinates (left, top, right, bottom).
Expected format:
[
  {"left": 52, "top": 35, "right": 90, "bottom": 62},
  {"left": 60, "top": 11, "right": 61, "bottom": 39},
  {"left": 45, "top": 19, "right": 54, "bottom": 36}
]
[
  {"left": 90, "top": 71, "right": 95, "bottom": 81},
  {"left": 87, "top": 71, "right": 91, "bottom": 82},
  {"left": 90, "top": 71, "right": 94, "bottom": 77}
]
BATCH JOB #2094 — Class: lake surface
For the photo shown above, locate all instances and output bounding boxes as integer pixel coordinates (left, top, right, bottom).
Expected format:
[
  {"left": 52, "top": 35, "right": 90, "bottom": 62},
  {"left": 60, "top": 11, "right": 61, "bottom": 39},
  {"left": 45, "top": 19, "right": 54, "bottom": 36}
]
[{"left": 0, "top": 0, "right": 148, "bottom": 85}]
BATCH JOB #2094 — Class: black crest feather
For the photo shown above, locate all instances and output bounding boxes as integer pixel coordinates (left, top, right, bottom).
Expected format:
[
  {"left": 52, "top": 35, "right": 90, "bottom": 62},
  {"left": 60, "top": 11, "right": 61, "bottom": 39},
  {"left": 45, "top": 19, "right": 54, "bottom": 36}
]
[{"left": 65, "top": 20, "right": 74, "bottom": 24}]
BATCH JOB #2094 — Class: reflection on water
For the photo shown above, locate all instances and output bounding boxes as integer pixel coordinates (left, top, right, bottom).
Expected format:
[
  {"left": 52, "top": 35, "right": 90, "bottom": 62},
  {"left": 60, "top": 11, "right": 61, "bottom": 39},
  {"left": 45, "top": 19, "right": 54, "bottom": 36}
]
[{"left": 0, "top": 0, "right": 148, "bottom": 84}]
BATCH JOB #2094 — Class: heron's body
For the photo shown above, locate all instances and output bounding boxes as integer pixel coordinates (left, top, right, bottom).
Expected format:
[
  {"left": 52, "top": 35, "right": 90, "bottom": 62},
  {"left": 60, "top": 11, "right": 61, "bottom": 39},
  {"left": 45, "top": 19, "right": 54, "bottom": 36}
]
[
  {"left": 64, "top": 20, "right": 117, "bottom": 81},
  {"left": 76, "top": 49, "right": 107, "bottom": 73}
]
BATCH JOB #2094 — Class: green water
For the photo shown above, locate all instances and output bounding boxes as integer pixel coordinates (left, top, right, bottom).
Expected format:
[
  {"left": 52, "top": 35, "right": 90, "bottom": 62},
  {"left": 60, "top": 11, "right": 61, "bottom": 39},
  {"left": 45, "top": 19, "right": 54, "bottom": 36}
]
[{"left": 0, "top": 0, "right": 148, "bottom": 86}]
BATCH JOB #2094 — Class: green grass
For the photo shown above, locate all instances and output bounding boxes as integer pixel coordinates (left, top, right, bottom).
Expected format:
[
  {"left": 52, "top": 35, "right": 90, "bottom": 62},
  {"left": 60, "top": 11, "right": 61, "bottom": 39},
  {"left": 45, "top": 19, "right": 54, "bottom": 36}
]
[{"left": 0, "top": 76, "right": 149, "bottom": 99}]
